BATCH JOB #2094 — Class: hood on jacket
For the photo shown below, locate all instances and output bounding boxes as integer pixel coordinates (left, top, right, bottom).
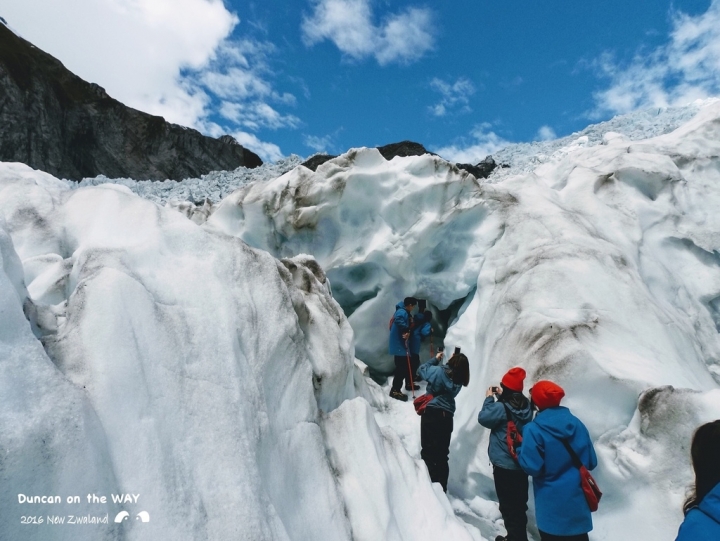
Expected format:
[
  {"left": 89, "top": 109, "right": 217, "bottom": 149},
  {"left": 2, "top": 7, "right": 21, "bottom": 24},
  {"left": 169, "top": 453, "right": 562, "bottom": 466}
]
[
  {"left": 700, "top": 482, "right": 720, "bottom": 524},
  {"left": 500, "top": 389, "right": 530, "bottom": 412},
  {"left": 532, "top": 406, "right": 579, "bottom": 440},
  {"left": 396, "top": 301, "right": 405, "bottom": 311}
]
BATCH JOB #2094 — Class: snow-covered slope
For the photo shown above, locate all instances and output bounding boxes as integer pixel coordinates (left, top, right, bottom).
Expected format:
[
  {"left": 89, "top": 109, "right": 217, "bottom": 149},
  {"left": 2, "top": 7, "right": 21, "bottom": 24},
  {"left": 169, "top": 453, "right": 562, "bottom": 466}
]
[
  {"left": 0, "top": 164, "right": 476, "bottom": 541},
  {"left": 207, "top": 101, "right": 720, "bottom": 539},
  {"left": 3, "top": 100, "right": 720, "bottom": 541}
]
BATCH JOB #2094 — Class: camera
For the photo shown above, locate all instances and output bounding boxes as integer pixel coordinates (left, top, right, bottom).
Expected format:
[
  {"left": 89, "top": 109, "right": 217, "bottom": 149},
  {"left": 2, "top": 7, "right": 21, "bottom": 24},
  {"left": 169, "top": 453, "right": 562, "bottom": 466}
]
[{"left": 492, "top": 386, "right": 500, "bottom": 394}]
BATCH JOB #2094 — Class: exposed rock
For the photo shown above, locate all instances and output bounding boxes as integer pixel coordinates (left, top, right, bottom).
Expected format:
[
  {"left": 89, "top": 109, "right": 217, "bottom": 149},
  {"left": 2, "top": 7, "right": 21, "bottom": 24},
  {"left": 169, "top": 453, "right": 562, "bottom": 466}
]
[
  {"left": 457, "top": 156, "right": 501, "bottom": 179},
  {"left": 0, "top": 24, "right": 262, "bottom": 181},
  {"left": 301, "top": 154, "right": 338, "bottom": 172},
  {"left": 376, "top": 140, "right": 432, "bottom": 161}
]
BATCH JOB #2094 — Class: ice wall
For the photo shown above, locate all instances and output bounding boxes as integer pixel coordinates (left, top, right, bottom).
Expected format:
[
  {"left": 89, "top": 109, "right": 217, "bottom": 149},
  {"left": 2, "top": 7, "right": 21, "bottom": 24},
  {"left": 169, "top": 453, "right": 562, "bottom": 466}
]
[
  {"left": 0, "top": 163, "right": 475, "bottom": 540},
  {"left": 208, "top": 102, "right": 720, "bottom": 539}
]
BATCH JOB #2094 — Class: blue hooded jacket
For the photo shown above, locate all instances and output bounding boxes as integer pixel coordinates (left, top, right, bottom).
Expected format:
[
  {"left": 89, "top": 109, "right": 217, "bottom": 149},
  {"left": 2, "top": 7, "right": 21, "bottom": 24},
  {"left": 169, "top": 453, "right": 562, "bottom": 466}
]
[
  {"left": 478, "top": 393, "right": 533, "bottom": 471},
  {"left": 409, "top": 312, "right": 432, "bottom": 355},
  {"left": 676, "top": 482, "right": 720, "bottom": 540},
  {"left": 388, "top": 302, "right": 413, "bottom": 356},
  {"left": 517, "top": 406, "right": 598, "bottom": 536},
  {"left": 416, "top": 356, "right": 462, "bottom": 414}
]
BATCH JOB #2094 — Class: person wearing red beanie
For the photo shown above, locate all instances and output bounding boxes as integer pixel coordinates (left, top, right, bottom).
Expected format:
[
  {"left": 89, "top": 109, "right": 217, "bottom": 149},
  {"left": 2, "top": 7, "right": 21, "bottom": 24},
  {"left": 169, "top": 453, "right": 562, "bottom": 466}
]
[
  {"left": 530, "top": 380, "right": 565, "bottom": 411},
  {"left": 518, "top": 380, "right": 598, "bottom": 541},
  {"left": 478, "top": 367, "right": 533, "bottom": 541},
  {"left": 501, "top": 367, "right": 526, "bottom": 392}
]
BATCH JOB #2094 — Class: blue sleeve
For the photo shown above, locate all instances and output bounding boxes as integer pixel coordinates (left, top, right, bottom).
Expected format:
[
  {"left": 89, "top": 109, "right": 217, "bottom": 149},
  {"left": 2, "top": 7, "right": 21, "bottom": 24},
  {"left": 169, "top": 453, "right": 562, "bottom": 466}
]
[
  {"left": 477, "top": 397, "right": 506, "bottom": 429},
  {"left": 394, "top": 309, "right": 409, "bottom": 333},
  {"left": 517, "top": 425, "right": 545, "bottom": 477},
  {"left": 420, "top": 322, "right": 432, "bottom": 338},
  {"left": 416, "top": 358, "right": 438, "bottom": 381}
]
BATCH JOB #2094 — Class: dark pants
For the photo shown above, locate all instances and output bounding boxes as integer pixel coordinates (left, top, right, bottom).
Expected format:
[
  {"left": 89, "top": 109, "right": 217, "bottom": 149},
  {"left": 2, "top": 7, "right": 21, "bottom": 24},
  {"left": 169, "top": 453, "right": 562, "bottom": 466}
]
[
  {"left": 420, "top": 407, "right": 453, "bottom": 492},
  {"left": 493, "top": 466, "right": 529, "bottom": 541},
  {"left": 391, "top": 355, "right": 412, "bottom": 391},
  {"left": 539, "top": 533, "right": 589, "bottom": 541}
]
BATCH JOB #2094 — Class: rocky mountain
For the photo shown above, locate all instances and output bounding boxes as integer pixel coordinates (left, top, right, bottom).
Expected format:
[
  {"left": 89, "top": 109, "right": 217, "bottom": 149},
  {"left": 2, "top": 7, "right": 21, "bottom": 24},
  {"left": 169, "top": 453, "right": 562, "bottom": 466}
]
[
  {"left": 0, "top": 23, "right": 262, "bottom": 181},
  {"left": 300, "top": 140, "right": 502, "bottom": 179}
]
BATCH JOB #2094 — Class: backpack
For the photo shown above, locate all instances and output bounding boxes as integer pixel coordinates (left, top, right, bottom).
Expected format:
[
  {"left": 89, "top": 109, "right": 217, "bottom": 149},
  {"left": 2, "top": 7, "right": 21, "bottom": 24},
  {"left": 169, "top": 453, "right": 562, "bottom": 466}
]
[
  {"left": 560, "top": 438, "right": 603, "bottom": 512},
  {"left": 502, "top": 403, "right": 523, "bottom": 461},
  {"left": 413, "top": 393, "right": 434, "bottom": 415}
]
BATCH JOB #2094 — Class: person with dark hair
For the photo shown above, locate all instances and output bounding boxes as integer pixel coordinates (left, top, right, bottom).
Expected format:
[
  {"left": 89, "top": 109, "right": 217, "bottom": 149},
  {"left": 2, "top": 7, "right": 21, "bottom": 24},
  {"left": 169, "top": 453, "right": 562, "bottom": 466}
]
[
  {"left": 388, "top": 297, "right": 417, "bottom": 401},
  {"left": 517, "top": 380, "right": 597, "bottom": 541},
  {"left": 478, "top": 368, "right": 533, "bottom": 541},
  {"left": 416, "top": 350, "right": 470, "bottom": 492},
  {"left": 408, "top": 310, "right": 433, "bottom": 391},
  {"left": 676, "top": 420, "right": 720, "bottom": 540}
]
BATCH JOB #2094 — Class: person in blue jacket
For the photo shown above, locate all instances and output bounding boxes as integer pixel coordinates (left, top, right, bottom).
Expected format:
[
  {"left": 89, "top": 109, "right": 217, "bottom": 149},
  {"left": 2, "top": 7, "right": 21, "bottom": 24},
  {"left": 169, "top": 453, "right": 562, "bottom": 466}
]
[
  {"left": 517, "top": 380, "right": 597, "bottom": 541},
  {"left": 409, "top": 310, "right": 433, "bottom": 390},
  {"left": 388, "top": 297, "right": 417, "bottom": 401},
  {"left": 416, "top": 350, "right": 470, "bottom": 492},
  {"left": 676, "top": 420, "right": 720, "bottom": 540},
  {"left": 478, "top": 367, "right": 533, "bottom": 541}
]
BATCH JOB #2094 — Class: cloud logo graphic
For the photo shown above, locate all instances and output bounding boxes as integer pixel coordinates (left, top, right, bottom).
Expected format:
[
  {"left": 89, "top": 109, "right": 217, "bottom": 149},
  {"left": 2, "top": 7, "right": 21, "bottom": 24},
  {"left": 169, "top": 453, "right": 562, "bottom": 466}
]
[
  {"left": 114, "top": 511, "right": 130, "bottom": 523},
  {"left": 136, "top": 511, "right": 150, "bottom": 523}
]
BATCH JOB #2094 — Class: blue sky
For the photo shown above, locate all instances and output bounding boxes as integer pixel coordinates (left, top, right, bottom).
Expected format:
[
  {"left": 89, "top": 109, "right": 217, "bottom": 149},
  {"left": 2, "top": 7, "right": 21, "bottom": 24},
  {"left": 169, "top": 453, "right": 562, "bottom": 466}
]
[{"left": 3, "top": 0, "right": 720, "bottom": 163}]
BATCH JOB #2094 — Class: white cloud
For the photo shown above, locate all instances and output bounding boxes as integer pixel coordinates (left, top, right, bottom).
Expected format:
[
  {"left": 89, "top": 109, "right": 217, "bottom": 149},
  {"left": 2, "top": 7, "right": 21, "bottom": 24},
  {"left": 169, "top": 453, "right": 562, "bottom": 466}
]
[
  {"left": 304, "top": 135, "right": 334, "bottom": 153},
  {"left": 301, "top": 0, "right": 434, "bottom": 65},
  {"left": 219, "top": 101, "right": 300, "bottom": 131},
  {"left": 3, "top": 0, "right": 294, "bottom": 161},
  {"left": 429, "top": 77, "right": 475, "bottom": 117},
  {"left": 232, "top": 131, "right": 284, "bottom": 163},
  {"left": 592, "top": 0, "right": 720, "bottom": 116},
  {"left": 536, "top": 125, "right": 557, "bottom": 141},
  {"left": 432, "top": 124, "right": 510, "bottom": 164}
]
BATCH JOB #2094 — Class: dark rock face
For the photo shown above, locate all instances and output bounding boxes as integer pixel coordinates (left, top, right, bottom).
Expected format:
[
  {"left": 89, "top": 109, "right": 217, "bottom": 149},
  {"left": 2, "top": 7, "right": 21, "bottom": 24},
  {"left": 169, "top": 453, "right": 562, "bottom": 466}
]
[
  {"left": 457, "top": 156, "right": 498, "bottom": 179},
  {"left": 0, "top": 24, "right": 262, "bottom": 181},
  {"left": 301, "top": 154, "right": 338, "bottom": 172},
  {"left": 376, "top": 141, "right": 432, "bottom": 161}
]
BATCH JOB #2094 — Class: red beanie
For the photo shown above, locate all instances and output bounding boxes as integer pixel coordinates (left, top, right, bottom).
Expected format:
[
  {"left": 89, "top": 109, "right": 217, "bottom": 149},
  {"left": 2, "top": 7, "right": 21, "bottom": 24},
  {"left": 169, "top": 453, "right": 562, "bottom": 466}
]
[
  {"left": 531, "top": 380, "right": 565, "bottom": 410},
  {"left": 501, "top": 367, "right": 526, "bottom": 392}
]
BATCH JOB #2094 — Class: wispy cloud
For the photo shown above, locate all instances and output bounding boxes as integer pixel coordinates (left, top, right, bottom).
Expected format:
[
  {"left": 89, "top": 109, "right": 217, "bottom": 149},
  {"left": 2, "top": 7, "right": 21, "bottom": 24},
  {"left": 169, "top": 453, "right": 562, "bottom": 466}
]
[
  {"left": 301, "top": 0, "right": 435, "bottom": 65},
  {"left": 231, "top": 131, "right": 284, "bottom": 163},
  {"left": 304, "top": 134, "right": 334, "bottom": 153},
  {"left": 432, "top": 124, "right": 510, "bottom": 164},
  {"left": 536, "top": 125, "right": 557, "bottom": 141},
  {"left": 3, "top": 0, "right": 298, "bottom": 163},
  {"left": 429, "top": 77, "right": 475, "bottom": 116},
  {"left": 592, "top": 0, "right": 720, "bottom": 116}
]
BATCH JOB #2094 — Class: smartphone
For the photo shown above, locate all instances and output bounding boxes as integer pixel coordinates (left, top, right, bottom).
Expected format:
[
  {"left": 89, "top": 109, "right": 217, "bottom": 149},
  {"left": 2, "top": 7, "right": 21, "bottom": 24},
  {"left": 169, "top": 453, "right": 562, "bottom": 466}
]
[{"left": 454, "top": 346, "right": 461, "bottom": 355}]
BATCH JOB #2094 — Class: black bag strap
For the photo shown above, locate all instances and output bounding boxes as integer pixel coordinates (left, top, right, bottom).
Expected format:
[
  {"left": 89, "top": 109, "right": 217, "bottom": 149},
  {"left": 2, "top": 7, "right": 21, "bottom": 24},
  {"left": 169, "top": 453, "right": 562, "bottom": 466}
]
[
  {"left": 502, "top": 403, "right": 515, "bottom": 424},
  {"left": 560, "top": 439, "right": 585, "bottom": 470}
]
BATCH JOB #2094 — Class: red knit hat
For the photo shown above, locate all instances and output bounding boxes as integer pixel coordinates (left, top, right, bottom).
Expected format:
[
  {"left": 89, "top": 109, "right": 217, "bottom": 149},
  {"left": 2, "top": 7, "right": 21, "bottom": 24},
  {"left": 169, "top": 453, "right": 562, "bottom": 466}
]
[
  {"left": 531, "top": 380, "right": 565, "bottom": 410},
  {"left": 501, "top": 367, "right": 526, "bottom": 392}
]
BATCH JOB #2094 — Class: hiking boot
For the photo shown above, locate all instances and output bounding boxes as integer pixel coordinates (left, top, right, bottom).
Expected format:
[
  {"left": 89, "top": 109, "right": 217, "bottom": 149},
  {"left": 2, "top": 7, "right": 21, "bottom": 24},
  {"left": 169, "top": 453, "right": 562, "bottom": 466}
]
[
  {"left": 389, "top": 389, "right": 408, "bottom": 402},
  {"left": 405, "top": 384, "right": 420, "bottom": 391}
]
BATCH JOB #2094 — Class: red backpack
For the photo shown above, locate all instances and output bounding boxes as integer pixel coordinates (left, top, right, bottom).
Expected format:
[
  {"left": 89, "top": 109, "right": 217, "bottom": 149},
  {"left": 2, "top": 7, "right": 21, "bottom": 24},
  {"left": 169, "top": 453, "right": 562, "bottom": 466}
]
[
  {"left": 502, "top": 403, "right": 523, "bottom": 461},
  {"left": 560, "top": 439, "right": 603, "bottom": 512}
]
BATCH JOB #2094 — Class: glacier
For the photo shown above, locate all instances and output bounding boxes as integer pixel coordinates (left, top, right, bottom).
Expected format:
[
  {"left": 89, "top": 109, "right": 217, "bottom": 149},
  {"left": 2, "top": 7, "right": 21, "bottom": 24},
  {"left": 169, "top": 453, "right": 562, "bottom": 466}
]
[{"left": 1, "top": 100, "right": 720, "bottom": 540}]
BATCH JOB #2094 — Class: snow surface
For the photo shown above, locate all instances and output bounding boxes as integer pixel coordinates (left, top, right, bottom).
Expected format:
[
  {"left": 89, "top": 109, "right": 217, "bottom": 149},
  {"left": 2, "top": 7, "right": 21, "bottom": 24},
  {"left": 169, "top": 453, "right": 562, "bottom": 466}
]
[
  {"left": 2, "top": 100, "right": 720, "bottom": 541},
  {"left": 0, "top": 162, "right": 474, "bottom": 540},
  {"left": 206, "top": 100, "right": 720, "bottom": 539}
]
